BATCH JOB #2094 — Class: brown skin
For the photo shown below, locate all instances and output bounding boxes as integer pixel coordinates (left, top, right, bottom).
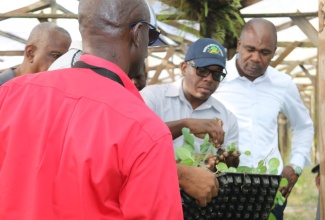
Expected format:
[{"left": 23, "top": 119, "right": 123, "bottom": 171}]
[
  {"left": 14, "top": 23, "right": 71, "bottom": 76},
  {"left": 169, "top": 61, "right": 227, "bottom": 206},
  {"left": 166, "top": 62, "right": 225, "bottom": 146},
  {"left": 79, "top": 0, "right": 150, "bottom": 78},
  {"left": 237, "top": 18, "right": 298, "bottom": 198},
  {"left": 177, "top": 164, "right": 219, "bottom": 207},
  {"left": 279, "top": 166, "right": 299, "bottom": 199},
  {"left": 236, "top": 19, "right": 277, "bottom": 82}
]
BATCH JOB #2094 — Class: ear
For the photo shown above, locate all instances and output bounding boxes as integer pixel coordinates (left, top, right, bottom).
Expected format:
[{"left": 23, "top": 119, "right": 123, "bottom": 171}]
[
  {"left": 236, "top": 39, "right": 241, "bottom": 51},
  {"left": 25, "top": 45, "right": 36, "bottom": 63},
  {"left": 130, "top": 23, "right": 142, "bottom": 48},
  {"left": 180, "top": 62, "right": 187, "bottom": 77}
]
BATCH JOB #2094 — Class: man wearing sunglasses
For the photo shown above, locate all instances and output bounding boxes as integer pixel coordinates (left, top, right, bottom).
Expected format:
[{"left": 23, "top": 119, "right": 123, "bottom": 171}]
[
  {"left": 141, "top": 38, "right": 239, "bottom": 207},
  {"left": 0, "top": 0, "right": 183, "bottom": 219}
]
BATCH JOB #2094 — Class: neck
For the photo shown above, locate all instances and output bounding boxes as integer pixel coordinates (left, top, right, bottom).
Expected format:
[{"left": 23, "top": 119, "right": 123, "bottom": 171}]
[{"left": 235, "top": 59, "right": 259, "bottom": 82}]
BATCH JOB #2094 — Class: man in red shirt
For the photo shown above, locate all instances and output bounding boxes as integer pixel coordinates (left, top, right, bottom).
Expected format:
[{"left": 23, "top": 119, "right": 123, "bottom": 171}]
[{"left": 0, "top": 0, "right": 183, "bottom": 219}]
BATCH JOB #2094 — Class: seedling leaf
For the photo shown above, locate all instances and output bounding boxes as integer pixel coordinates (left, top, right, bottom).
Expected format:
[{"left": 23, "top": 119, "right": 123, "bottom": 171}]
[
  {"left": 270, "top": 169, "right": 278, "bottom": 175},
  {"left": 268, "top": 213, "right": 276, "bottom": 220},
  {"left": 244, "top": 151, "right": 251, "bottom": 156},
  {"left": 216, "top": 162, "right": 228, "bottom": 172},
  {"left": 268, "top": 158, "right": 280, "bottom": 170},
  {"left": 236, "top": 166, "right": 252, "bottom": 173},
  {"left": 200, "top": 142, "right": 211, "bottom": 154},
  {"left": 279, "top": 177, "right": 288, "bottom": 187},
  {"left": 182, "top": 143, "right": 195, "bottom": 154},
  {"left": 175, "top": 147, "right": 193, "bottom": 161},
  {"left": 258, "top": 166, "right": 267, "bottom": 174},
  {"left": 182, "top": 127, "right": 194, "bottom": 146},
  {"left": 180, "top": 158, "right": 194, "bottom": 166}
]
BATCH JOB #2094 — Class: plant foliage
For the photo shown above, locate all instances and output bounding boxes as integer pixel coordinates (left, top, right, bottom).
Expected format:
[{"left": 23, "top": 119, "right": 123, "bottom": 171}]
[
  {"left": 175, "top": 127, "right": 288, "bottom": 220},
  {"left": 159, "top": 0, "right": 244, "bottom": 46}
]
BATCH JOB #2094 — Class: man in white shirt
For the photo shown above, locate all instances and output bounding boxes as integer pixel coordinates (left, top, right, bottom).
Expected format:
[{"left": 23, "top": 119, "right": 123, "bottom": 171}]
[
  {"left": 213, "top": 18, "right": 314, "bottom": 219},
  {"left": 141, "top": 38, "right": 239, "bottom": 207}
]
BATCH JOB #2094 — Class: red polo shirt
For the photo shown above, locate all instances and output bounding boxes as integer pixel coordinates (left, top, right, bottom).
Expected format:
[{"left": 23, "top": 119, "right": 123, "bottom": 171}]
[{"left": 0, "top": 54, "right": 183, "bottom": 220}]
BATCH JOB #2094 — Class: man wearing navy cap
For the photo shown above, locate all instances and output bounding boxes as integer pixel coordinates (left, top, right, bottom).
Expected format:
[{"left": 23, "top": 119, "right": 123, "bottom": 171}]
[{"left": 141, "top": 38, "right": 239, "bottom": 207}]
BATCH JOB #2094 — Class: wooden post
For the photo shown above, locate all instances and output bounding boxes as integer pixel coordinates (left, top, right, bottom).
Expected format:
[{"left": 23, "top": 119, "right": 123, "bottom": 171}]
[{"left": 318, "top": 1, "right": 325, "bottom": 219}]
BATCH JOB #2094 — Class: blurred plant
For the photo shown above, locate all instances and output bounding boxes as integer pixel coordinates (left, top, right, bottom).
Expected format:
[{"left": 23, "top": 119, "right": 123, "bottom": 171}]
[
  {"left": 159, "top": 0, "right": 244, "bottom": 47},
  {"left": 175, "top": 127, "right": 288, "bottom": 220}
]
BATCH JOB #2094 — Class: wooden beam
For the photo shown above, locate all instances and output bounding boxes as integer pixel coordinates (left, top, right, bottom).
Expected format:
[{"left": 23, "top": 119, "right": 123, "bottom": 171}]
[
  {"left": 148, "top": 46, "right": 175, "bottom": 85},
  {"left": 276, "top": 17, "right": 315, "bottom": 32},
  {"left": 290, "top": 15, "right": 319, "bottom": 46},
  {"left": 271, "top": 41, "right": 301, "bottom": 67},
  {"left": 299, "top": 64, "right": 316, "bottom": 85},
  {"left": 241, "top": 12, "right": 317, "bottom": 18},
  {"left": 0, "top": 30, "right": 26, "bottom": 44},
  {"left": 277, "top": 41, "right": 315, "bottom": 48},
  {"left": 0, "top": 13, "right": 77, "bottom": 19},
  {"left": 0, "top": 51, "right": 24, "bottom": 56},
  {"left": 318, "top": 1, "right": 325, "bottom": 219},
  {"left": 0, "top": 1, "right": 50, "bottom": 21},
  {"left": 286, "top": 60, "right": 301, "bottom": 74}
]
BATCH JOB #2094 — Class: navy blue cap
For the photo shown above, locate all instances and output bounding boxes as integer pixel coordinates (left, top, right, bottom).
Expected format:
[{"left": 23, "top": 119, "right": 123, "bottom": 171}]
[{"left": 185, "top": 38, "right": 226, "bottom": 68}]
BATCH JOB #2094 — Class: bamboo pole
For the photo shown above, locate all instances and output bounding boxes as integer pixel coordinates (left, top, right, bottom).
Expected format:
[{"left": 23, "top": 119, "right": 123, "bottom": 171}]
[{"left": 318, "top": 1, "right": 325, "bottom": 219}]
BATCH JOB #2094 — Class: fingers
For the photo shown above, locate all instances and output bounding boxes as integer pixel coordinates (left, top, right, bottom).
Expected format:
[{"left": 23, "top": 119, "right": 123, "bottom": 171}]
[
  {"left": 279, "top": 186, "right": 292, "bottom": 199},
  {"left": 196, "top": 191, "right": 215, "bottom": 207}
]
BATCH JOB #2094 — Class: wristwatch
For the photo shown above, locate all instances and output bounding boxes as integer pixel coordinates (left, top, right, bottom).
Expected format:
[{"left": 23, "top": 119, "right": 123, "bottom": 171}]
[{"left": 289, "top": 164, "right": 303, "bottom": 176}]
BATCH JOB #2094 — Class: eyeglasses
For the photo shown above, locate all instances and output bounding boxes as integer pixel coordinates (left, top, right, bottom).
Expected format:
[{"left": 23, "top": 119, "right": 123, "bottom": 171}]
[
  {"left": 187, "top": 62, "right": 227, "bottom": 82},
  {"left": 130, "top": 20, "right": 161, "bottom": 46}
]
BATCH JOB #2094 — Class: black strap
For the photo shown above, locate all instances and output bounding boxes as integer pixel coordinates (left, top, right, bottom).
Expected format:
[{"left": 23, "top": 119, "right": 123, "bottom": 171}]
[{"left": 72, "top": 61, "right": 124, "bottom": 87}]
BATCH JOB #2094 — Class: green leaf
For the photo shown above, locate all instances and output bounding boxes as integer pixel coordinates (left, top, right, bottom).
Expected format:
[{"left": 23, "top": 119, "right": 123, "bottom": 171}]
[
  {"left": 251, "top": 168, "right": 259, "bottom": 174},
  {"left": 279, "top": 178, "right": 289, "bottom": 187},
  {"left": 268, "top": 158, "right": 280, "bottom": 170},
  {"left": 179, "top": 158, "right": 194, "bottom": 166},
  {"left": 200, "top": 142, "right": 211, "bottom": 154},
  {"left": 278, "top": 194, "right": 285, "bottom": 205},
  {"left": 236, "top": 166, "right": 252, "bottom": 173},
  {"left": 202, "top": 154, "right": 210, "bottom": 162},
  {"left": 216, "top": 162, "right": 229, "bottom": 172},
  {"left": 182, "top": 127, "right": 194, "bottom": 146},
  {"left": 268, "top": 212, "right": 276, "bottom": 220},
  {"left": 228, "top": 167, "right": 237, "bottom": 172},
  {"left": 182, "top": 143, "right": 195, "bottom": 154},
  {"left": 243, "top": 151, "right": 251, "bottom": 156},
  {"left": 204, "top": 1, "right": 208, "bottom": 17},
  {"left": 258, "top": 160, "right": 265, "bottom": 167},
  {"left": 203, "top": 133, "right": 210, "bottom": 144},
  {"left": 175, "top": 147, "right": 193, "bottom": 161},
  {"left": 258, "top": 166, "right": 267, "bottom": 174},
  {"left": 270, "top": 169, "right": 278, "bottom": 175}
]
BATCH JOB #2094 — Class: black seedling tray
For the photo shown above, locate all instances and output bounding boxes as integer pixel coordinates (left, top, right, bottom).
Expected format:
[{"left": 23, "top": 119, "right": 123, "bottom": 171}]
[{"left": 181, "top": 172, "right": 282, "bottom": 220}]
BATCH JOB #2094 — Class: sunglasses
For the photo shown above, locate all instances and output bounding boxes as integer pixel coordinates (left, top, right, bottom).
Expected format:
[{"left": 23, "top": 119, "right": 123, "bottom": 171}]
[
  {"left": 187, "top": 62, "right": 227, "bottom": 82},
  {"left": 130, "top": 20, "right": 161, "bottom": 46}
]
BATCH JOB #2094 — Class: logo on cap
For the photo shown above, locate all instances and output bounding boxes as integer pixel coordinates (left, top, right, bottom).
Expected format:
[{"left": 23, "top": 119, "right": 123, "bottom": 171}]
[{"left": 203, "top": 44, "right": 224, "bottom": 57}]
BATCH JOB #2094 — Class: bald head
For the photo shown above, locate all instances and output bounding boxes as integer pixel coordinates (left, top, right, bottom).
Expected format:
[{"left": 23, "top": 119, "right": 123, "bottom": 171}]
[
  {"left": 78, "top": 0, "right": 151, "bottom": 77},
  {"left": 240, "top": 18, "right": 277, "bottom": 49},
  {"left": 27, "top": 22, "right": 71, "bottom": 46},
  {"left": 14, "top": 22, "right": 71, "bottom": 77},
  {"left": 236, "top": 18, "right": 277, "bottom": 81}
]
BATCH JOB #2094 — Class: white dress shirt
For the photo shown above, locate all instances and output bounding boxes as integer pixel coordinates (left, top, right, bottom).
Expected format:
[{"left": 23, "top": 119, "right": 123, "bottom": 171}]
[
  {"left": 213, "top": 54, "right": 314, "bottom": 174},
  {"left": 140, "top": 78, "right": 239, "bottom": 153}
]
